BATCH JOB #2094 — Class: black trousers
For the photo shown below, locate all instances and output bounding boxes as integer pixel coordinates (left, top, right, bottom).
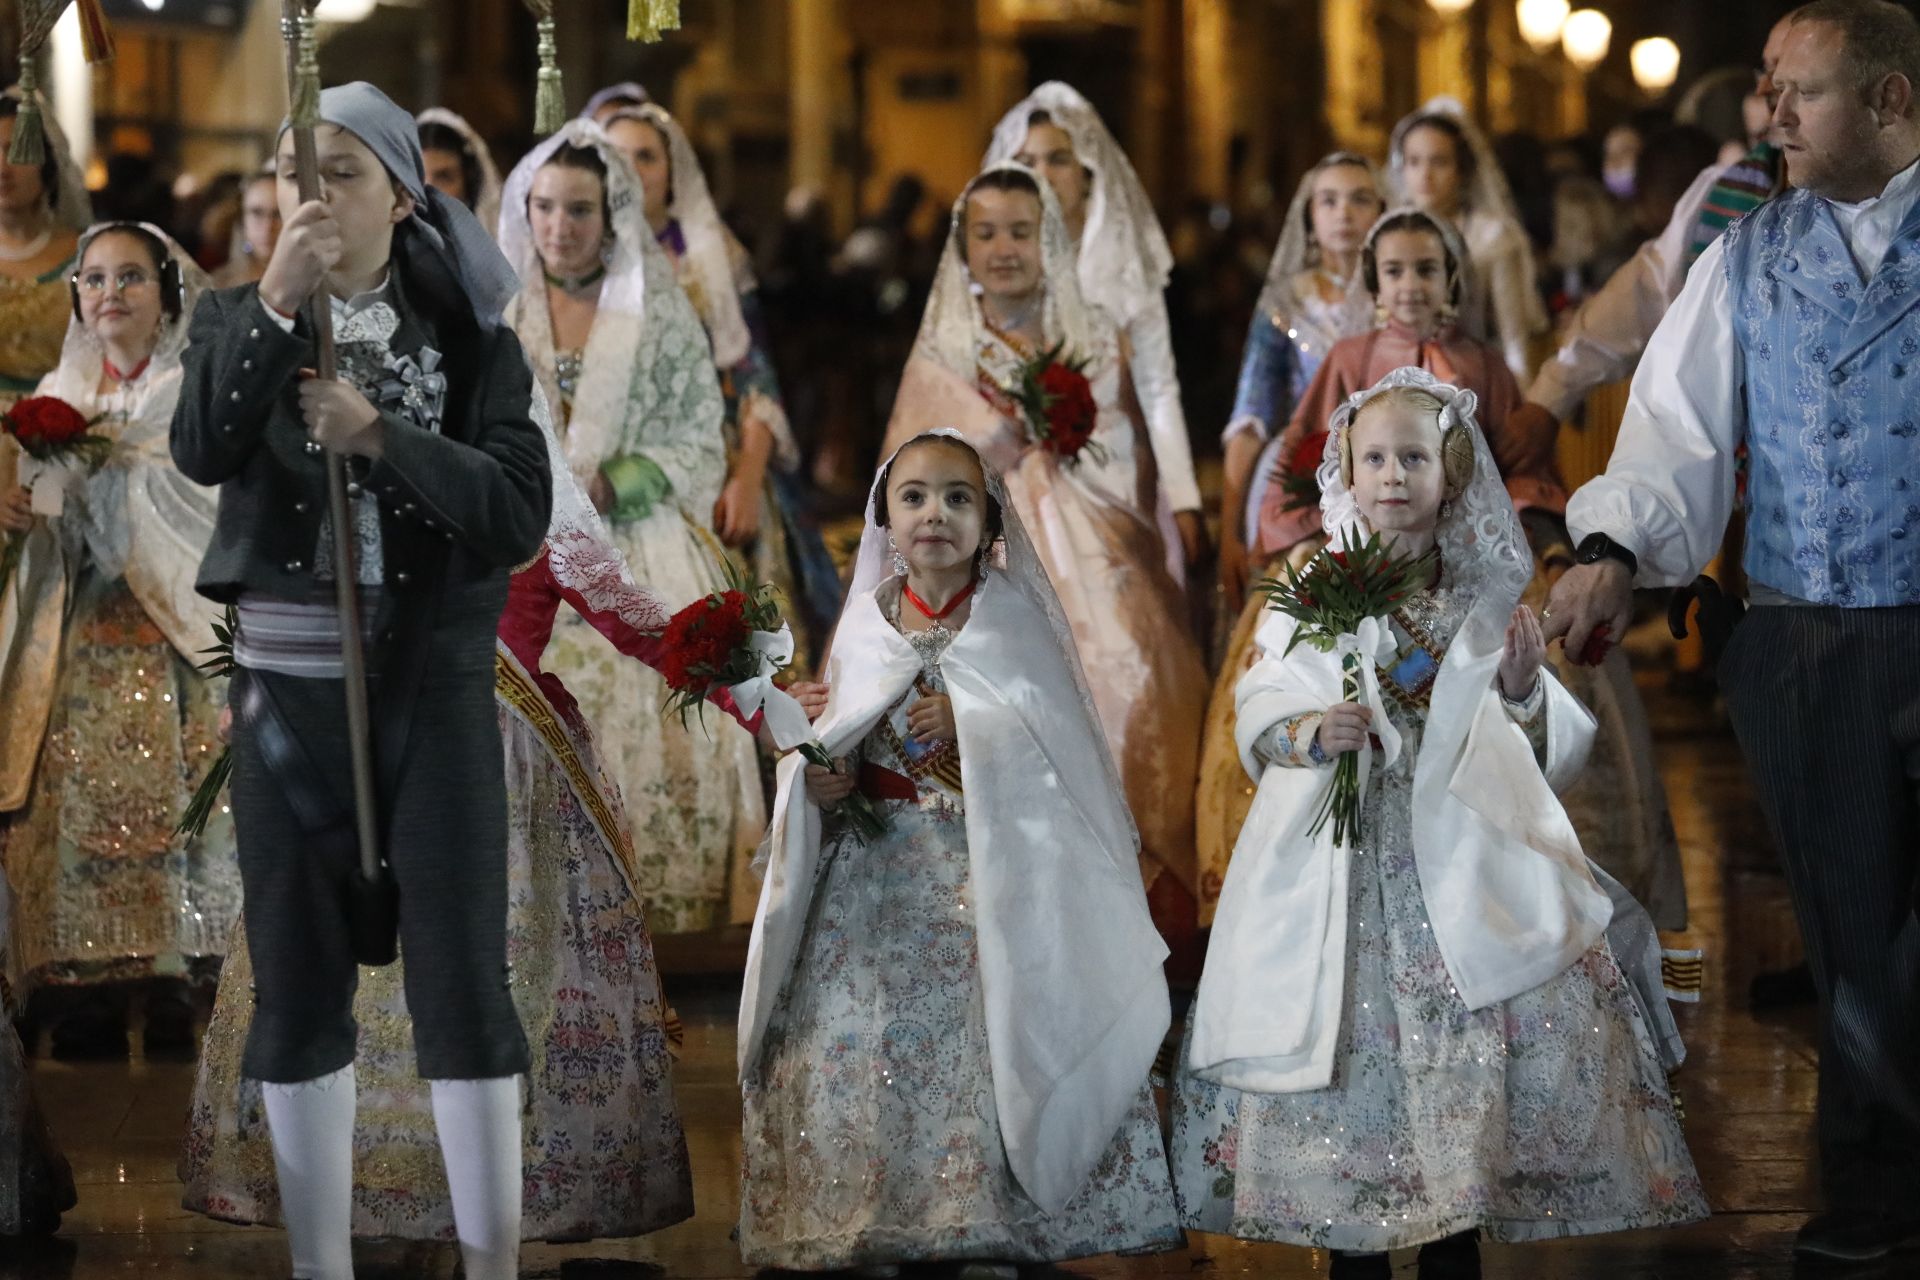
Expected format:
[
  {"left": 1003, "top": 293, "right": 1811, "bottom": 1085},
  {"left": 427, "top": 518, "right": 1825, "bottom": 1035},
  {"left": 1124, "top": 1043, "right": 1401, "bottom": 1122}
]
[
  {"left": 1718, "top": 603, "right": 1920, "bottom": 1209},
  {"left": 228, "top": 643, "right": 529, "bottom": 1084}
]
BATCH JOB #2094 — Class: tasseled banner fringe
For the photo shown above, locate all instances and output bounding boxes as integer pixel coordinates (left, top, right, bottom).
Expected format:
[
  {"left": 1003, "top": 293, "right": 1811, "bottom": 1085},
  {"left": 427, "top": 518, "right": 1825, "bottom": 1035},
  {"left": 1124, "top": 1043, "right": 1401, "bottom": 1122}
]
[
  {"left": 533, "top": 15, "right": 564, "bottom": 135},
  {"left": 627, "top": 0, "right": 680, "bottom": 43},
  {"left": 7, "top": 58, "right": 46, "bottom": 167},
  {"left": 1661, "top": 948, "right": 1703, "bottom": 1003},
  {"left": 75, "top": 0, "right": 114, "bottom": 63},
  {"left": 288, "top": 5, "right": 322, "bottom": 129}
]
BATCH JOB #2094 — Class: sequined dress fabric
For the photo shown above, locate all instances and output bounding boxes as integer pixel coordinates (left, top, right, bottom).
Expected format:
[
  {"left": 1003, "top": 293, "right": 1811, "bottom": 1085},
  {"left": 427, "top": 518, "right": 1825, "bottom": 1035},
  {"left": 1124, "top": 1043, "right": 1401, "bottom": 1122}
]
[
  {"left": 1171, "top": 595, "right": 1707, "bottom": 1250},
  {"left": 738, "top": 589, "right": 1182, "bottom": 1269}
]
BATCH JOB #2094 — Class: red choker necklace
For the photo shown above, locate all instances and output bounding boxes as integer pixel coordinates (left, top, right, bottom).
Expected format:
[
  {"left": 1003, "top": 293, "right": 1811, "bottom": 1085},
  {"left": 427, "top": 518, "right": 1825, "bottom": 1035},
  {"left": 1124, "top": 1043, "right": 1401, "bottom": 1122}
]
[
  {"left": 903, "top": 577, "right": 976, "bottom": 622},
  {"left": 104, "top": 356, "right": 151, "bottom": 385}
]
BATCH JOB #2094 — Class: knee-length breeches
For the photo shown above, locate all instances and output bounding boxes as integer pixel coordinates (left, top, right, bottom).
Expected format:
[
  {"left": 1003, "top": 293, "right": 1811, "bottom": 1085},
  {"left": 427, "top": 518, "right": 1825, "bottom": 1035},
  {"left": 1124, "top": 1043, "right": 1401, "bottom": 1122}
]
[{"left": 228, "top": 654, "right": 530, "bottom": 1085}]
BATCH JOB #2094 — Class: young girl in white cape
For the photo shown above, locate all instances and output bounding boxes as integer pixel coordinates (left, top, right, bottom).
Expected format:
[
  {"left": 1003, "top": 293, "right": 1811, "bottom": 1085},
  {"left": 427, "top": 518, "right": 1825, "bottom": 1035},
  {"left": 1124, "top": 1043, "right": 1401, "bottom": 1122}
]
[
  {"left": 737, "top": 429, "right": 1181, "bottom": 1276},
  {"left": 1171, "top": 369, "right": 1704, "bottom": 1279}
]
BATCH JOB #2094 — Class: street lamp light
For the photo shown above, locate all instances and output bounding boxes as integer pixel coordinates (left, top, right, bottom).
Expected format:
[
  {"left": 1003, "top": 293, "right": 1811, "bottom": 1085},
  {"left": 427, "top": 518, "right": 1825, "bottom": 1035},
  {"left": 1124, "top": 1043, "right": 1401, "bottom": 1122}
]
[
  {"left": 1631, "top": 36, "right": 1681, "bottom": 94},
  {"left": 1517, "top": 0, "right": 1571, "bottom": 54},
  {"left": 1427, "top": 0, "right": 1477, "bottom": 14},
  {"left": 1562, "top": 8, "right": 1612, "bottom": 71},
  {"left": 315, "top": 0, "right": 378, "bottom": 21}
]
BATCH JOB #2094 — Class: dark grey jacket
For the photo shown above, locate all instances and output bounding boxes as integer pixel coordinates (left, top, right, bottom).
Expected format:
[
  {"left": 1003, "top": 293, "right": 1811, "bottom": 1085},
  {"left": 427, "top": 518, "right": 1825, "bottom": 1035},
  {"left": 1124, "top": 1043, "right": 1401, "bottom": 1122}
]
[{"left": 170, "top": 276, "right": 551, "bottom": 638}]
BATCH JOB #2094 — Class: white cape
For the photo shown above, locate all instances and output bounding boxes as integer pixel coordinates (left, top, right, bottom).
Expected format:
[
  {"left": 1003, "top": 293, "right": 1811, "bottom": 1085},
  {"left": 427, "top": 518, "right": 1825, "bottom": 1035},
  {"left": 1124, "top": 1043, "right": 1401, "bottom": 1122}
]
[
  {"left": 1189, "top": 604, "right": 1610, "bottom": 1094},
  {"left": 739, "top": 576, "right": 1170, "bottom": 1214}
]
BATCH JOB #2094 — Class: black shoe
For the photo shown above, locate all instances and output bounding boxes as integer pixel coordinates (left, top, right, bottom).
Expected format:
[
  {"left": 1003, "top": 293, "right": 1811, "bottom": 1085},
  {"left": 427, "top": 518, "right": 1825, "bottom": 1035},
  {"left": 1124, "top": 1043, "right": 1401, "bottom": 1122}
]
[
  {"left": 1330, "top": 1251, "right": 1393, "bottom": 1280},
  {"left": 1794, "top": 1211, "right": 1920, "bottom": 1263},
  {"left": 1750, "top": 961, "right": 1818, "bottom": 1011},
  {"left": 48, "top": 1002, "right": 128, "bottom": 1060},
  {"left": 141, "top": 984, "right": 199, "bottom": 1056},
  {"left": 1419, "top": 1229, "right": 1482, "bottom": 1279}
]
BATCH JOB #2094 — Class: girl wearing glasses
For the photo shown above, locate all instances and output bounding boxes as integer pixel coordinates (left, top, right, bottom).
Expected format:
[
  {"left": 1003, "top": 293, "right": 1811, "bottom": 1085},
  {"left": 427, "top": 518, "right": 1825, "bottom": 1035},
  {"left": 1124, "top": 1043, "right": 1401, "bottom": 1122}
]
[{"left": 0, "top": 221, "right": 236, "bottom": 1065}]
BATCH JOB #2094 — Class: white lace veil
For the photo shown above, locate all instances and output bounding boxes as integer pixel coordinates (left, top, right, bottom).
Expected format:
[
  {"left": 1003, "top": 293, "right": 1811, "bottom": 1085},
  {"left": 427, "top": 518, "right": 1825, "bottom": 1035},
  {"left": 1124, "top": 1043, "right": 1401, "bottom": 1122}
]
[
  {"left": 1255, "top": 151, "right": 1386, "bottom": 328},
  {"left": 4, "top": 84, "right": 93, "bottom": 233},
  {"left": 50, "top": 221, "right": 211, "bottom": 379},
  {"left": 1388, "top": 97, "right": 1526, "bottom": 239},
  {"left": 498, "top": 118, "right": 660, "bottom": 489},
  {"left": 983, "top": 81, "right": 1173, "bottom": 329},
  {"left": 1315, "top": 366, "right": 1531, "bottom": 622},
  {"left": 416, "top": 107, "right": 504, "bottom": 237},
  {"left": 913, "top": 161, "right": 1096, "bottom": 378},
  {"left": 847, "top": 427, "right": 1137, "bottom": 852},
  {"left": 607, "top": 104, "right": 752, "bottom": 369}
]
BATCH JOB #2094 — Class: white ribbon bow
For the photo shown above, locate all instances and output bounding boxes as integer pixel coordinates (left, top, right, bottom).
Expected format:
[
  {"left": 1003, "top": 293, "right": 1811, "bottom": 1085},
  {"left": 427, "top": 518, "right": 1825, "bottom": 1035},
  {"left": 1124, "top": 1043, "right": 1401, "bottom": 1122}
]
[
  {"left": 726, "top": 624, "right": 818, "bottom": 751},
  {"left": 1328, "top": 616, "right": 1405, "bottom": 842}
]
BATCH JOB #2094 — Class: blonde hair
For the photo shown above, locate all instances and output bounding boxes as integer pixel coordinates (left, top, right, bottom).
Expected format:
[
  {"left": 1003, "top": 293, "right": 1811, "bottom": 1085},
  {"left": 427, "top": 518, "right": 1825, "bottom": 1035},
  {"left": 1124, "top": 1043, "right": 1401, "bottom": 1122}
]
[{"left": 1341, "top": 385, "right": 1475, "bottom": 498}]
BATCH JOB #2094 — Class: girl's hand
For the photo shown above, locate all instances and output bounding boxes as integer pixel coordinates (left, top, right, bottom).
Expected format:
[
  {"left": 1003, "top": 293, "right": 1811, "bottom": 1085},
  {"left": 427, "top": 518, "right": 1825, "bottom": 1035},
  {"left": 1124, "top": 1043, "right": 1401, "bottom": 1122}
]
[
  {"left": 712, "top": 473, "right": 763, "bottom": 546},
  {"left": 906, "top": 693, "right": 956, "bottom": 744},
  {"left": 789, "top": 681, "right": 830, "bottom": 722},
  {"left": 1315, "top": 702, "right": 1371, "bottom": 755},
  {"left": 804, "top": 760, "right": 856, "bottom": 807},
  {"left": 1500, "top": 603, "right": 1546, "bottom": 700},
  {"left": 258, "top": 200, "right": 342, "bottom": 317},
  {"left": 1, "top": 486, "right": 32, "bottom": 533},
  {"left": 1217, "top": 533, "right": 1249, "bottom": 612}
]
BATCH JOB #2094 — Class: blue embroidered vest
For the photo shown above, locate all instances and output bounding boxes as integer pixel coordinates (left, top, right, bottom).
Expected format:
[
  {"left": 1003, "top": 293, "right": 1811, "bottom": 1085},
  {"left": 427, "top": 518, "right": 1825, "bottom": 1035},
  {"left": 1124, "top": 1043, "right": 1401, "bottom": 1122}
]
[{"left": 1723, "top": 189, "right": 1920, "bottom": 607}]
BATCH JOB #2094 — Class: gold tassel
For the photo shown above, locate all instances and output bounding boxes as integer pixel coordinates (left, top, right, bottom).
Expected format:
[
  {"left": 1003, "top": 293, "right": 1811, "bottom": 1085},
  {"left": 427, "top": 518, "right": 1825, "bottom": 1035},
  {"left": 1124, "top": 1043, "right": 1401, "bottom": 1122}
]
[
  {"left": 288, "top": 5, "right": 322, "bottom": 130},
  {"left": 7, "top": 57, "right": 46, "bottom": 168},
  {"left": 74, "top": 0, "right": 114, "bottom": 63},
  {"left": 627, "top": 0, "right": 680, "bottom": 43},
  {"left": 533, "top": 15, "right": 564, "bottom": 135}
]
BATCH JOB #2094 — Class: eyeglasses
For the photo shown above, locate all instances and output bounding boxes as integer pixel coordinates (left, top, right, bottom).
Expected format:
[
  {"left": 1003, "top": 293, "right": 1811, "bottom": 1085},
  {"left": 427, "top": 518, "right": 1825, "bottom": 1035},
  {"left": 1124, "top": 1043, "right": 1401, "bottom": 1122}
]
[{"left": 74, "top": 267, "right": 156, "bottom": 295}]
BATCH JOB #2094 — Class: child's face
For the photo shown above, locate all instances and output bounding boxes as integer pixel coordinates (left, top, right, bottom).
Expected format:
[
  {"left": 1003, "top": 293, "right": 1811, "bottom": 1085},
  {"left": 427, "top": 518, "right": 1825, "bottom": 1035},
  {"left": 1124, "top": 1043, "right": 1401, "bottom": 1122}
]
[
  {"left": 275, "top": 126, "right": 411, "bottom": 277},
  {"left": 962, "top": 186, "right": 1044, "bottom": 308},
  {"left": 1348, "top": 400, "right": 1447, "bottom": 544},
  {"left": 421, "top": 146, "right": 468, "bottom": 205},
  {"left": 885, "top": 440, "right": 989, "bottom": 578},
  {"left": 528, "top": 162, "right": 607, "bottom": 280},
  {"left": 1373, "top": 228, "right": 1449, "bottom": 334},
  {"left": 1307, "top": 163, "right": 1383, "bottom": 262},
  {"left": 1014, "top": 122, "right": 1091, "bottom": 226},
  {"left": 76, "top": 231, "right": 165, "bottom": 354},
  {"left": 604, "top": 116, "right": 672, "bottom": 228}
]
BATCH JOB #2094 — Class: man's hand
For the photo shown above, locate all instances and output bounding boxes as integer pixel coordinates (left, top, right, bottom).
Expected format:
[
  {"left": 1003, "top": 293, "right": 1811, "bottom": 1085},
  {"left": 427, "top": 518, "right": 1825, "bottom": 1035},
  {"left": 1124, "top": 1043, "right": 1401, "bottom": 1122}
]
[
  {"left": 259, "top": 200, "right": 342, "bottom": 317},
  {"left": 1542, "top": 558, "right": 1633, "bottom": 666},
  {"left": 1315, "top": 702, "right": 1372, "bottom": 756},
  {"left": 1175, "top": 509, "right": 1210, "bottom": 571},
  {"left": 1, "top": 486, "right": 32, "bottom": 533},
  {"left": 298, "top": 375, "right": 386, "bottom": 459}
]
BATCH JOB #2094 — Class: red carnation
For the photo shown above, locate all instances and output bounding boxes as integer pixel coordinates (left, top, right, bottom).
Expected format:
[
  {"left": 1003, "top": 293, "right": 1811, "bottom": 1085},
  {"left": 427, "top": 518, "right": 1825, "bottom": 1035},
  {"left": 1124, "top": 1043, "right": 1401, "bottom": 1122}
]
[
  {"left": 2, "top": 395, "right": 106, "bottom": 462},
  {"left": 1276, "top": 429, "right": 1330, "bottom": 513},
  {"left": 1034, "top": 362, "right": 1098, "bottom": 460},
  {"left": 658, "top": 589, "right": 751, "bottom": 694}
]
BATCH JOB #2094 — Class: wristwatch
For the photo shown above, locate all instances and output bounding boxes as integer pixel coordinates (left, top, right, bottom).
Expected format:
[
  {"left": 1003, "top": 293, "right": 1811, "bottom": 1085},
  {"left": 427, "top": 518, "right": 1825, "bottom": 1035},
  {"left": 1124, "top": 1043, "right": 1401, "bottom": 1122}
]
[{"left": 1575, "top": 532, "right": 1639, "bottom": 577}]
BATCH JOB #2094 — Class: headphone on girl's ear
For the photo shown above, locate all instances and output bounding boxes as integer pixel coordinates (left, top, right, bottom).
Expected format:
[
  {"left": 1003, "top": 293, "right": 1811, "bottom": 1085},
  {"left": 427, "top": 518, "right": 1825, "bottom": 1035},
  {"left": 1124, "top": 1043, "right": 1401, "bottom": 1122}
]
[{"left": 69, "top": 223, "right": 187, "bottom": 324}]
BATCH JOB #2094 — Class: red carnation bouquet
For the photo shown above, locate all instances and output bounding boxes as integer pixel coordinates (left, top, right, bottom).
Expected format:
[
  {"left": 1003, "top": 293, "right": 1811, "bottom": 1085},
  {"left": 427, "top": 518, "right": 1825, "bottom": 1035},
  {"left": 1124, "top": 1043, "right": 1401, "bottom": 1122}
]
[
  {"left": 1000, "top": 341, "right": 1105, "bottom": 466},
  {"left": 1275, "top": 428, "right": 1330, "bottom": 513},
  {"left": 1, "top": 395, "right": 112, "bottom": 599},
  {"left": 659, "top": 557, "right": 887, "bottom": 842},
  {"left": 1255, "top": 529, "right": 1439, "bottom": 846}
]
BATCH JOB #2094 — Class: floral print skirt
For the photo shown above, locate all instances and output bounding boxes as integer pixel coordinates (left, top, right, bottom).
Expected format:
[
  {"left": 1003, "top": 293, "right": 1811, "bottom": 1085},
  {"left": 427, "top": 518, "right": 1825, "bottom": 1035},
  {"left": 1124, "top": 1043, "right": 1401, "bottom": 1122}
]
[
  {"left": 1171, "top": 764, "right": 1708, "bottom": 1251},
  {"left": 739, "top": 800, "right": 1183, "bottom": 1269}
]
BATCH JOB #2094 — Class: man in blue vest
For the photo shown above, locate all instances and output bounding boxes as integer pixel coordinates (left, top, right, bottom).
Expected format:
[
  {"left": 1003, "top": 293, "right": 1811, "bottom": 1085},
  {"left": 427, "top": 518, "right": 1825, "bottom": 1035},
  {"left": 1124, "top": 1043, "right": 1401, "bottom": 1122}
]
[{"left": 1546, "top": 0, "right": 1920, "bottom": 1265}]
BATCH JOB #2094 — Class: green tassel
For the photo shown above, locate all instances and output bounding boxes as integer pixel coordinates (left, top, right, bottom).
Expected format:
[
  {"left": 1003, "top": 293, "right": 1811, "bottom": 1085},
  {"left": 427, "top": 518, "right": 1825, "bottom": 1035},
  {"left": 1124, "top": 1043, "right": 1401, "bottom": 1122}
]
[
  {"left": 533, "top": 15, "right": 564, "bottom": 135},
  {"left": 289, "top": 7, "right": 322, "bottom": 130},
  {"left": 7, "top": 58, "right": 46, "bottom": 168}
]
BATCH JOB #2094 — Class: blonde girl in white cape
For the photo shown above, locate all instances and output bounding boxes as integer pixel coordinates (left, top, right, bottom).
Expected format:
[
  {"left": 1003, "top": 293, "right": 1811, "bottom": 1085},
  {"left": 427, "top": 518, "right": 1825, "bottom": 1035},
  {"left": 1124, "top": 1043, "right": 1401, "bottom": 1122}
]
[
  {"left": 1171, "top": 369, "right": 1704, "bottom": 1277},
  {"left": 738, "top": 429, "right": 1180, "bottom": 1276}
]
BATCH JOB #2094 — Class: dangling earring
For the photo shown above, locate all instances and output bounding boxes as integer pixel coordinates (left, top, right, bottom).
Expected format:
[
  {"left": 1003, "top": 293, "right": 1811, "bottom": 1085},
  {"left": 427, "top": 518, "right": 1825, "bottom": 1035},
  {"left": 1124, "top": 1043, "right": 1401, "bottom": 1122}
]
[
  {"left": 889, "top": 536, "right": 909, "bottom": 577},
  {"left": 1439, "top": 497, "right": 1454, "bottom": 520},
  {"left": 1373, "top": 301, "right": 1389, "bottom": 329}
]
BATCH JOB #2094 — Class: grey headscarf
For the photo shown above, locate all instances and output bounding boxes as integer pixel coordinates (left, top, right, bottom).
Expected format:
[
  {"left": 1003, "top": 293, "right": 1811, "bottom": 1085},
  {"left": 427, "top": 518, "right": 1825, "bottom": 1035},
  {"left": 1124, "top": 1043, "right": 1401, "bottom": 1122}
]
[{"left": 279, "top": 82, "right": 520, "bottom": 328}]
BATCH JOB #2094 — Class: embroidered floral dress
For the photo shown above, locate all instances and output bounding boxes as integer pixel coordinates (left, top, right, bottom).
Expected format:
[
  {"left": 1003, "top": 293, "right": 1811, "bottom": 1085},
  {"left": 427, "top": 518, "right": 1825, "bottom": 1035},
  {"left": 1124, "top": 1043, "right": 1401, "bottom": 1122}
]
[
  {"left": 1172, "top": 588, "right": 1706, "bottom": 1251},
  {"left": 739, "top": 582, "right": 1182, "bottom": 1270}
]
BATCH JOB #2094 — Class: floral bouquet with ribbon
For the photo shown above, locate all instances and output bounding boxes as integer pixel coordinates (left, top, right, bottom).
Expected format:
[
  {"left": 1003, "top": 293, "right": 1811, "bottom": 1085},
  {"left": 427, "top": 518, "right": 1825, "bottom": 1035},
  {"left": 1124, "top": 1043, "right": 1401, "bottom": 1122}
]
[
  {"left": 994, "top": 340, "right": 1105, "bottom": 466},
  {"left": 1256, "top": 529, "right": 1440, "bottom": 845},
  {"left": 1, "top": 394, "right": 113, "bottom": 598},
  {"left": 660, "top": 557, "right": 888, "bottom": 841}
]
